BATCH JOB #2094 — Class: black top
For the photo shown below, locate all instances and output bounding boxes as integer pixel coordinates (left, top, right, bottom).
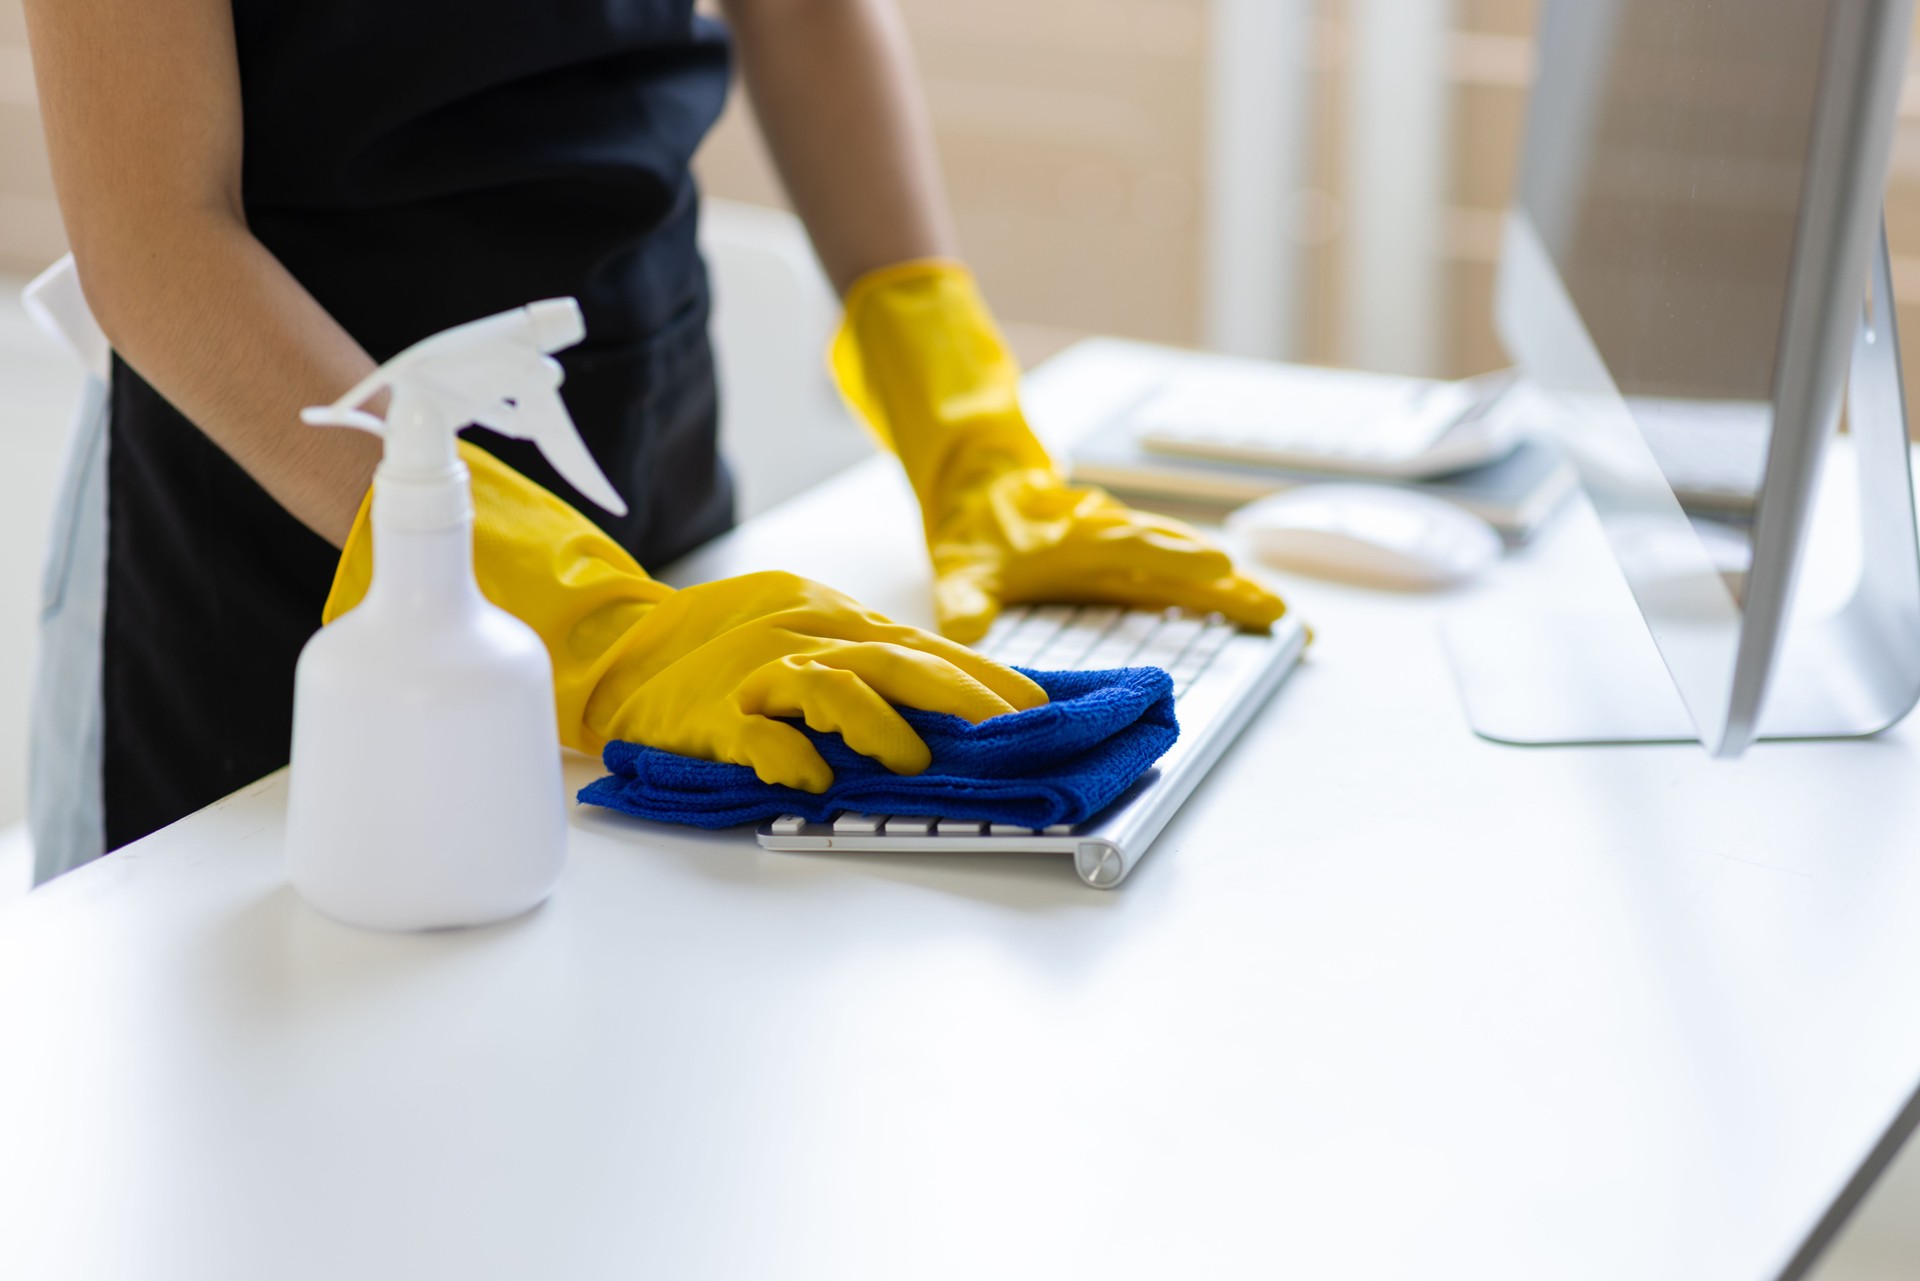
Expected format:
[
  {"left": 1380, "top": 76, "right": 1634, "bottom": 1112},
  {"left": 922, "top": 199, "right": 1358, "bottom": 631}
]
[
  {"left": 98, "top": 2, "right": 737, "bottom": 852},
  {"left": 232, "top": 0, "right": 732, "bottom": 354}
]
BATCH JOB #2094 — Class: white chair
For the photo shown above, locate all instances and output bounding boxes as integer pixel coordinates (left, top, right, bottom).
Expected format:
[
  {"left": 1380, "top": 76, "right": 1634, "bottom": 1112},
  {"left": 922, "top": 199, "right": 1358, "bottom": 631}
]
[
  {"left": 22, "top": 254, "right": 110, "bottom": 383},
  {"left": 696, "top": 199, "right": 873, "bottom": 520},
  {"left": 23, "top": 255, "right": 112, "bottom": 884}
]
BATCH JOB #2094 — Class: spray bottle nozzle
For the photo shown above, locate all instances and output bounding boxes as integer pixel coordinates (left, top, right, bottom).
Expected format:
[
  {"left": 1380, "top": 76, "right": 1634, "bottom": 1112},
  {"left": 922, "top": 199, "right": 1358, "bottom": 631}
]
[
  {"left": 301, "top": 297, "right": 627, "bottom": 518},
  {"left": 524, "top": 298, "right": 587, "bottom": 351}
]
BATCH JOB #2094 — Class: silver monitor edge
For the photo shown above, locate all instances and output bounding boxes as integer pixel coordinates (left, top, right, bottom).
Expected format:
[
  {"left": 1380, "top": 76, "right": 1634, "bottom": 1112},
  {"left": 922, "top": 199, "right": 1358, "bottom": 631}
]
[
  {"left": 1496, "top": 0, "right": 1918, "bottom": 757},
  {"left": 1723, "top": 0, "right": 1915, "bottom": 754}
]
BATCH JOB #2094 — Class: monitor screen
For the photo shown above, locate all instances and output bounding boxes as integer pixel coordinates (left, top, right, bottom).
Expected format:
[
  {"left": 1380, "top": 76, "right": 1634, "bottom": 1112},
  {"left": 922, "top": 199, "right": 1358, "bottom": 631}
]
[
  {"left": 1502, "top": 0, "right": 1845, "bottom": 746},
  {"left": 1522, "top": 0, "right": 1832, "bottom": 430}
]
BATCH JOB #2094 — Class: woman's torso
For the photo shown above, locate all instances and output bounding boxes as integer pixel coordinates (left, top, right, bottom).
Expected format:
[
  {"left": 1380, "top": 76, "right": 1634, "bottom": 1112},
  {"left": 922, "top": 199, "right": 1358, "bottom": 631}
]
[{"left": 231, "top": 0, "right": 732, "bottom": 356}]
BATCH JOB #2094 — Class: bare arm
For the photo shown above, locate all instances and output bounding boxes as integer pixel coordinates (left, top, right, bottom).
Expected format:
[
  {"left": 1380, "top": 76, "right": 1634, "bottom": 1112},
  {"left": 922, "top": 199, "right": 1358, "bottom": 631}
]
[
  {"left": 719, "top": 0, "right": 957, "bottom": 294},
  {"left": 24, "top": 0, "right": 381, "bottom": 548}
]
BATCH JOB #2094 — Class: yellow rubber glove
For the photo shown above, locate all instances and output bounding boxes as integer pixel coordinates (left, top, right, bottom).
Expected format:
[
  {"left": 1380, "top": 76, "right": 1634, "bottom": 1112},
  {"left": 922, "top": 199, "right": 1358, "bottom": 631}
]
[
  {"left": 831, "top": 259, "right": 1290, "bottom": 644},
  {"left": 324, "top": 443, "right": 1047, "bottom": 793}
]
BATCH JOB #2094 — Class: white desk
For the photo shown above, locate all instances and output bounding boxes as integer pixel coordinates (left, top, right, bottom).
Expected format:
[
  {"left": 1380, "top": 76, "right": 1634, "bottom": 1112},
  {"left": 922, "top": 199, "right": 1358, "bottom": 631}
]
[{"left": 3, "top": 342, "right": 1918, "bottom": 1280}]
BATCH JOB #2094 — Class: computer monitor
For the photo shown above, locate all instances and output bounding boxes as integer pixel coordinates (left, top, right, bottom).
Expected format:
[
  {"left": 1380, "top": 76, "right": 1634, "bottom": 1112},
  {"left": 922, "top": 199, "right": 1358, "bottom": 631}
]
[{"left": 1475, "top": 0, "right": 1920, "bottom": 754}]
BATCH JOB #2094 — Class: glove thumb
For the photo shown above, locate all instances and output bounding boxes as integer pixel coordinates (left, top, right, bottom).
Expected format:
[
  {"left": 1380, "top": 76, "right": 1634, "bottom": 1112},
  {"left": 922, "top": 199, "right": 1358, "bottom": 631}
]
[{"left": 933, "top": 557, "right": 1004, "bottom": 645}]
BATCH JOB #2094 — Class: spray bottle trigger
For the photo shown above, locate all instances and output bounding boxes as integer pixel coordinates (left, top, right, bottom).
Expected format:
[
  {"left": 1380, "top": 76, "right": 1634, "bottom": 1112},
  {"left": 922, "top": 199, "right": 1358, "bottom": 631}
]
[
  {"left": 473, "top": 393, "right": 628, "bottom": 518},
  {"left": 300, "top": 405, "right": 387, "bottom": 434},
  {"left": 296, "top": 294, "right": 623, "bottom": 515}
]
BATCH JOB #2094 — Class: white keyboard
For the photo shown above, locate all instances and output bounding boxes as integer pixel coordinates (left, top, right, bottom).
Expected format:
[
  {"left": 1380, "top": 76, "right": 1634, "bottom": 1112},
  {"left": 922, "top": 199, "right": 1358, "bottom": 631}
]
[
  {"left": 755, "top": 605, "right": 1309, "bottom": 888},
  {"left": 1132, "top": 363, "right": 1522, "bottom": 480},
  {"left": 977, "top": 604, "right": 1237, "bottom": 699}
]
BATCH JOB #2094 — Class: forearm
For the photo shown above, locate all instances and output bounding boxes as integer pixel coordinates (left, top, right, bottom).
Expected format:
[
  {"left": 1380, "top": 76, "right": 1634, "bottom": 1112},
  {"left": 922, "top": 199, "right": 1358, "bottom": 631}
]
[
  {"left": 27, "top": 0, "right": 379, "bottom": 550},
  {"left": 721, "top": 0, "right": 956, "bottom": 294},
  {"left": 76, "top": 214, "right": 382, "bottom": 548}
]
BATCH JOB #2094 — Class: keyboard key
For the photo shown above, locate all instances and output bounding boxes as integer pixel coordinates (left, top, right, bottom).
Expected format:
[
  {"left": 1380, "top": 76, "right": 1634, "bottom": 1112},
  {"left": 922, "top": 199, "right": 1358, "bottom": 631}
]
[
  {"left": 832, "top": 812, "right": 886, "bottom": 835},
  {"left": 1044, "top": 823, "right": 1077, "bottom": 835},
  {"left": 976, "top": 605, "right": 1031, "bottom": 652},
  {"left": 1026, "top": 606, "right": 1122, "bottom": 670},
  {"left": 1165, "top": 649, "right": 1207, "bottom": 684},
  {"left": 769, "top": 815, "right": 807, "bottom": 836},
  {"left": 884, "top": 815, "right": 935, "bottom": 836},
  {"left": 990, "top": 639, "right": 1049, "bottom": 669},
  {"left": 1080, "top": 610, "right": 1166, "bottom": 670},
  {"left": 1028, "top": 629, "right": 1115, "bottom": 671},
  {"left": 1132, "top": 617, "right": 1206, "bottom": 670},
  {"left": 990, "top": 823, "right": 1036, "bottom": 835},
  {"left": 985, "top": 608, "right": 1057, "bottom": 665},
  {"left": 984, "top": 604, "right": 1076, "bottom": 667},
  {"left": 936, "top": 819, "right": 986, "bottom": 836},
  {"left": 1167, "top": 620, "right": 1238, "bottom": 687}
]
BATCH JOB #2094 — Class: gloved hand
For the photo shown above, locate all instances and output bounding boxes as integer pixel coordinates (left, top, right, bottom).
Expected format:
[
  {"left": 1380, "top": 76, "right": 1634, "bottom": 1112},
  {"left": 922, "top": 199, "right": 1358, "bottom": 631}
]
[
  {"left": 324, "top": 443, "right": 1048, "bottom": 792},
  {"left": 831, "top": 259, "right": 1289, "bottom": 644}
]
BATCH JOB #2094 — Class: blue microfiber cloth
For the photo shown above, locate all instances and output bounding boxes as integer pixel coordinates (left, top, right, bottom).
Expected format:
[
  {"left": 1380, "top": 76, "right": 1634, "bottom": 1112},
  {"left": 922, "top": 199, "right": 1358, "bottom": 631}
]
[{"left": 578, "top": 667, "right": 1178, "bottom": 830}]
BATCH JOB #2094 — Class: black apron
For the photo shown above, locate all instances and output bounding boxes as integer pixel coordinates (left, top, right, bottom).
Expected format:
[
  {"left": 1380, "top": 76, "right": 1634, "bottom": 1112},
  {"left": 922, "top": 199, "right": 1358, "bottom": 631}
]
[{"left": 101, "top": 1, "right": 735, "bottom": 851}]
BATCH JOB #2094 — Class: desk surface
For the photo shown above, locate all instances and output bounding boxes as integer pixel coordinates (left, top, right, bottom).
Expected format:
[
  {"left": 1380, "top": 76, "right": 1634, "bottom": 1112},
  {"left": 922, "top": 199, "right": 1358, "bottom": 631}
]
[{"left": 4, "top": 342, "right": 1918, "bottom": 1281}]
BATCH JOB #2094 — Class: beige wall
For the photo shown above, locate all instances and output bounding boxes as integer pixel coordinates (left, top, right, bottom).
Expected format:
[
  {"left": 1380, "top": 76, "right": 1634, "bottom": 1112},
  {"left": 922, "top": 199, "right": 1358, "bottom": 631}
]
[
  {"left": 0, "top": 0, "right": 62, "bottom": 275},
  {"left": 1437, "top": 0, "right": 1920, "bottom": 438},
  {"left": 695, "top": 0, "right": 1213, "bottom": 363}
]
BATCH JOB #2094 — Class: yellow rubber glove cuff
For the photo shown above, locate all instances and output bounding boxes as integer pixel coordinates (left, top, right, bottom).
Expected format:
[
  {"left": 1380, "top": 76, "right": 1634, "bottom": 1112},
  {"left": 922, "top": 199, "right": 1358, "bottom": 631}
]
[
  {"left": 323, "top": 442, "right": 1046, "bottom": 791},
  {"left": 831, "top": 258, "right": 1290, "bottom": 643},
  {"left": 831, "top": 258, "right": 1052, "bottom": 534}
]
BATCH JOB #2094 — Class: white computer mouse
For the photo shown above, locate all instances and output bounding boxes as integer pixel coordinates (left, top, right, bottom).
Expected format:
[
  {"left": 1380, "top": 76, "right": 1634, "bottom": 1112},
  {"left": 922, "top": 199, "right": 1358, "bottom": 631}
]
[{"left": 1227, "top": 484, "right": 1503, "bottom": 589}]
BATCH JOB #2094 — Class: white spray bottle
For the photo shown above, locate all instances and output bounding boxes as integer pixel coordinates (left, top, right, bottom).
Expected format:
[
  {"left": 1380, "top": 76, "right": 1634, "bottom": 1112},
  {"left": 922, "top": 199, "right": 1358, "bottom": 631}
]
[{"left": 284, "top": 298, "right": 626, "bottom": 931}]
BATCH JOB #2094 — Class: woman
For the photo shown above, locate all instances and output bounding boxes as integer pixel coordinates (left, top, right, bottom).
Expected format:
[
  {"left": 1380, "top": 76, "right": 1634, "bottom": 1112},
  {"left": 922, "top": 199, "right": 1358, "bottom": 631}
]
[{"left": 23, "top": 0, "right": 1285, "bottom": 878}]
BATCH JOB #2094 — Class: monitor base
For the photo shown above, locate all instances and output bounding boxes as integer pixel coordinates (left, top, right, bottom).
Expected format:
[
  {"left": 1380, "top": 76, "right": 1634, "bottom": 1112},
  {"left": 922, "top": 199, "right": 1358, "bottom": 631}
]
[
  {"left": 1440, "top": 606, "right": 1697, "bottom": 745},
  {"left": 1451, "top": 220, "right": 1920, "bottom": 750},
  {"left": 1440, "top": 599, "right": 1916, "bottom": 746}
]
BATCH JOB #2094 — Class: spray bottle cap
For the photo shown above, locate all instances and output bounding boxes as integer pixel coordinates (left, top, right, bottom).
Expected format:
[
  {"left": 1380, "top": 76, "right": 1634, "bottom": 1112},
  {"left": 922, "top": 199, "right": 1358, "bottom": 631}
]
[{"left": 301, "top": 298, "right": 627, "bottom": 528}]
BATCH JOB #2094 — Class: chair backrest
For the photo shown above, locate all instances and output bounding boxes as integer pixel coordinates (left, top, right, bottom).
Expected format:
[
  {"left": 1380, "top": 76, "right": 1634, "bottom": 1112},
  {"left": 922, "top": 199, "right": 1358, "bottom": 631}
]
[
  {"left": 21, "top": 255, "right": 110, "bottom": 383},
  {"left": 697, "top": 200, "right": 872, "bottom": 520}
]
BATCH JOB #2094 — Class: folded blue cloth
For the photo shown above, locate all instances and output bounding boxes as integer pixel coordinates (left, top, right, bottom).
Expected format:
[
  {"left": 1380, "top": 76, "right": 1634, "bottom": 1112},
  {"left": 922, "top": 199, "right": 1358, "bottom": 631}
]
[{"left": 578, "top": 667, "right": 1178, "bottom": 830}]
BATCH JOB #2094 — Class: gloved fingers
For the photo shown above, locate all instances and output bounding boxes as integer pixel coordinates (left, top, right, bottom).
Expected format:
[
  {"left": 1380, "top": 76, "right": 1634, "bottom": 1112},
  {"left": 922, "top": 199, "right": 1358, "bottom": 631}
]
[
  {"left": 814, "top": 639, "right": 1040, "bottom": 722},
  {"left": 989, "top": 476, "right": 1205, "bottom": 561},
  {"left": 996, "top": 474, "right": 1178, "bottom": 529},
  {"left": 726, "top": 713, "right": 838, "bottom": 794},
  {"left": 1089, "top": 571, "right": 1290, "bottom": 631},
  {"left": 930, "top": 554, "right": 1007, "bottom": 646},
  {"left": 976, "top": 474, "right": 1236, "bottom": 581},
  {"left": 1071, "top": 522, "right": 1236, "bottom": 582},
  {"left": 737, "top": 659, "right": 934, "bottom": 776},
  {"left": 823, "top": 567, "right": 1039, "bottom": 708},
  {"left": 1155, "top": 574, "right": 1290, "bottom": 630},
  {"left": 875, "top": 630, "right": 1049, "bottom": 712},
  {"left": 997, "top": 568, "right": 1287, "bottom": 633},
  {"left": 983, "top": 471, "right": 1084, "bottom": 553}
]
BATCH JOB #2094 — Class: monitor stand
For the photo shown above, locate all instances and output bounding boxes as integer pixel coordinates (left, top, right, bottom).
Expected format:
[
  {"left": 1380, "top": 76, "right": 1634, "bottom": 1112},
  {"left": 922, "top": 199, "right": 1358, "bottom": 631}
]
[{"left": 1443, "top": 225, "right": 1920, "bottom": 747}]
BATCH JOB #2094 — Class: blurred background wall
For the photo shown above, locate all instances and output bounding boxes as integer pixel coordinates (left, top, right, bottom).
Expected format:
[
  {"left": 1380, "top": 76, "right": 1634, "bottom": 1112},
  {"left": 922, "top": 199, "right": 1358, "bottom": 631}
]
[
  {"left": 0, "top": 1, "right": 59, "bottom": 273},
  {"left": 699, "top": 0, "right": 1920, "bottom": 426},
  {"left": 9, "top": 0, "right": 1920, "bottom": 405},
  {"left": 695, "top": 0, "right": 1219, "bottom": 367}
]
